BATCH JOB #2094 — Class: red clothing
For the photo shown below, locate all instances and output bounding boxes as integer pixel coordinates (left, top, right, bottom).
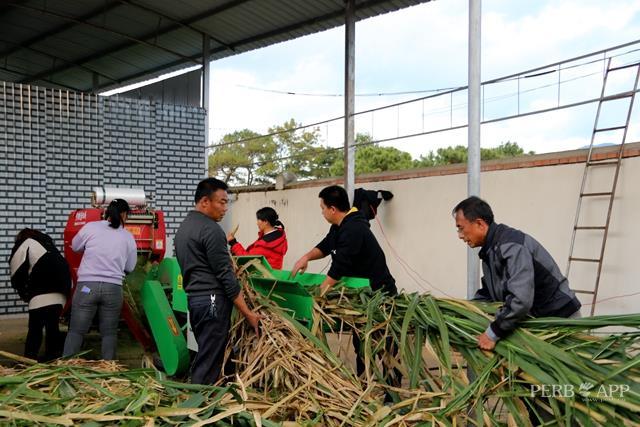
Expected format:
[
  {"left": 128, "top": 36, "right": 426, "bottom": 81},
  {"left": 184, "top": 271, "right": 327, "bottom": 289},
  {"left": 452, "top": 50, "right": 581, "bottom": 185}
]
[{"left": 230, "top": 228, "right": 288, "bottom": 269}]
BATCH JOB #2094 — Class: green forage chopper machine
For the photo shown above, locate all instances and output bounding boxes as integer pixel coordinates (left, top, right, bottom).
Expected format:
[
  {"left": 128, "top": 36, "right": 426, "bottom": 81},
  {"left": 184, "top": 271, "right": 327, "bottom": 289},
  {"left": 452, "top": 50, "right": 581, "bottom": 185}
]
[{"left": 62, "top": 187, "right": 369, "bottom": 376}]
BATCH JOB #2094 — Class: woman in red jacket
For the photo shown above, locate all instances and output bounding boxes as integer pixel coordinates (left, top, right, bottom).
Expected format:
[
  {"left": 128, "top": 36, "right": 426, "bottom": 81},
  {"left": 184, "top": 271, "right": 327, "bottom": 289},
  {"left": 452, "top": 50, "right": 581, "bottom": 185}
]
[{"left": 227, "top": 207, "right": 288, "bottom": 269}]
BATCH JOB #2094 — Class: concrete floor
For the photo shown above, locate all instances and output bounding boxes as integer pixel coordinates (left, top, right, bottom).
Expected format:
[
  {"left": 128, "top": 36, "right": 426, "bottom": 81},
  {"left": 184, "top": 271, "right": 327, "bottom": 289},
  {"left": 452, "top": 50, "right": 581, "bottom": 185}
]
[
  {"left": 0, "top": 315, "right": 146, "bottom": 368},
  {"left": 0, "top": 316, "right": 433, "bottom": 387},
  {"left": 0, "top": 315, "right": 358, "bottom": 372},
  {"left": 0, "top": 316, "right": 28, "bottom": 360}
]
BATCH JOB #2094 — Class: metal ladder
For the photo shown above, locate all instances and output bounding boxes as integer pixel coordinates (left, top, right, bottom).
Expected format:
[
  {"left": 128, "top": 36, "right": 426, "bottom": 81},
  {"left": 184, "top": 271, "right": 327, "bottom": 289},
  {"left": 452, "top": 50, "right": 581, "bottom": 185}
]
[{"left": 566, "top": 58, "right": 640, "bottom": 315}]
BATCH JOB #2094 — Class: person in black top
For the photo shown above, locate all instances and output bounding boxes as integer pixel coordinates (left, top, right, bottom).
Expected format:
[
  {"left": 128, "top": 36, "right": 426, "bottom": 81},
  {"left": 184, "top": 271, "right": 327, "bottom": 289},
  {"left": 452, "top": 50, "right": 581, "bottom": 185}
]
[
  {"left": 291, "top": 185, "right": 397, "bottom": 297},
  {"left": 174, "top": 178, "right": 262, "bottom": 384},
  {"left": 9, "top": 228, "right": 71, "bottom": 361},
  {"left": 291, "top": 185, "right": 399, "bottom": 388}
]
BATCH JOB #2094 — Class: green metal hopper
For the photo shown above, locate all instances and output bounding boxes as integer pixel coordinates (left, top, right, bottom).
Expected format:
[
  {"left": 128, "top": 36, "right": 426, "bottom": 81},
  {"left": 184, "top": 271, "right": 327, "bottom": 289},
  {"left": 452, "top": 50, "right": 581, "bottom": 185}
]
[
  {"left": 140, "top": 257, "right": 189, "bottom": 376},
  {"left": 138, "top": 255, "right": 369, "bottom": 376},
  {"left": 235, "top": 255, "right": 370, "bottom": 324}
]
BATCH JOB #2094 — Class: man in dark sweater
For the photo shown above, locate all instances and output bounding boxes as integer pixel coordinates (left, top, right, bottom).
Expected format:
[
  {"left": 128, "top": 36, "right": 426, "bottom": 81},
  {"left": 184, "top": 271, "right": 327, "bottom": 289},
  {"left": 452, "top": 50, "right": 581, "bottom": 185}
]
[
  {"left": 291, "top": 185, "right": 398, "bottom": 384},
  {"left": 453, "top": 196, "right": 581, "bottom": 352},
  {"left": 174, "top": 178, "right": 261, "bottom": 385}
]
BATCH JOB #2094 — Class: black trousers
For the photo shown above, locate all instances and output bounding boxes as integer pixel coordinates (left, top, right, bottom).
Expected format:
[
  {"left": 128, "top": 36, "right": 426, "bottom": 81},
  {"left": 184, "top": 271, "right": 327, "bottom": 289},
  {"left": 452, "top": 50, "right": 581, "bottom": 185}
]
[
  {"left": 353, "top": 287, "right": 402, "bottom": 388},
  {"left": 188, "top": 293, "right": 232, "bottom": 385},
  {"left": 352, "top": 331, "right": 402, "bottom": 388},
  {"left": 25, "top": 304, "right": 63, "bottom": 362}
]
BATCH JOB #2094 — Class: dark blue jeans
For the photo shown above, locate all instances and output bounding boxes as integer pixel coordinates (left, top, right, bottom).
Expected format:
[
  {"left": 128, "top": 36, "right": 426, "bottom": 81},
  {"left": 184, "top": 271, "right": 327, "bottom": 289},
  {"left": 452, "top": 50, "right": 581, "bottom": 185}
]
[
  {"left": 188, "top": 293, "right": 233, "bottom": 385},
  {"left": 63, "top": 281, "right": 123, "bottom": 360}
]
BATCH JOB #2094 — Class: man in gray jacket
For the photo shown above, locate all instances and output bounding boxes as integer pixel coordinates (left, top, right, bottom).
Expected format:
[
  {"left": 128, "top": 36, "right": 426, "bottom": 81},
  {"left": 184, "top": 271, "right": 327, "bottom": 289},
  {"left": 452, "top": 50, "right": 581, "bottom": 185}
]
[
  {"left": 453, "top": 196, "right": 581, "bottom": 351},
  {"left": 175, "top": 178, "right": 261, "bottom": 384}
]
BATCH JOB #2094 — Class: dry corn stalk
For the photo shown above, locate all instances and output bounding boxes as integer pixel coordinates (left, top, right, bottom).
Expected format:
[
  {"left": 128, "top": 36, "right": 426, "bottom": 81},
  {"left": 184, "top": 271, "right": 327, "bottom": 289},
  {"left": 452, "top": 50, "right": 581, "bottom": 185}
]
[{"left": 221, "top": 280, "right": 384, "bottom": 426}]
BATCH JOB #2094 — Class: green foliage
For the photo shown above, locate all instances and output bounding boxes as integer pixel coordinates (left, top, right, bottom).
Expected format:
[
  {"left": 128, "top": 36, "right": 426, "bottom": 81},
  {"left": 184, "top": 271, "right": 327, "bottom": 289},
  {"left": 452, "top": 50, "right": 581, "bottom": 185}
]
[
  {"left": 208, "top": 129, "right": 276, "bottom": 186},
  {"left": 267, "top": 119, "right": 327, "bottom": 181},
  {"left": 209, "top": 120, "right": 335, "bottom": 185},
  {"left": 310, "top": 147, "right": 342, "bottom": 179},
  {"left": 329, "top": 133, "right": 414, "bottom": 176},
  {"left": 209, "top": 121, "right": 534, "bottom": 185},
  {"left": 414, "top": 141, "right": 533, "bottom": 168}
]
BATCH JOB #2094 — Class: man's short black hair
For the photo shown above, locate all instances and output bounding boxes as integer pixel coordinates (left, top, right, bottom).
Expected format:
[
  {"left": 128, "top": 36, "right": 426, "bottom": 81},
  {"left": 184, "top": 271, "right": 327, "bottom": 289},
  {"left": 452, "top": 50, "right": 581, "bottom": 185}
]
[
  {"left": 453, "top": 196, "right": 494, "bottom": 225},
  {"left": 195, "top": 178, "right": 228, "bottom": 204},
  {"left": 319, "top": 185, "right": 350, "bottom": 212}
]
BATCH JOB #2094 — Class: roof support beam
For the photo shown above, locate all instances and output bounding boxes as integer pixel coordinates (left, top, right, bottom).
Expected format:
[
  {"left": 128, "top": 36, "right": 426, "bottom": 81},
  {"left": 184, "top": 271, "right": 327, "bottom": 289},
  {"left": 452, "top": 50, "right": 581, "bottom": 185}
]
[
  {"left": 0, "top": 1, "right": 122, "bottom": 61},
  {"left": 344, "top": 0, "right": 356, "bottom": 202},
  {"left": 16, "top": 0, "right": 251, "bottom": 85},
  {"left": 97, "top": 0, "right": 398, "bottom": 92},
  {"left": 0, "top": 38, "right": 118, "bottom": 84},
  {"left": 11, "top": 3, "right": 201, "bottom": 82},
  {"left": 92, "top": 72, "right": 100, "bottom": 92},
  {"left": 0, "top": 66, "right": 81, "bottom": 90},
  {"left": 221, "top": 0, "right": 401, "bottom": 49},
  {"left": 118, "top": 0, "right": 235, "bottom": 52},
  {"left": 0, "top": 0, "right": 28, "bottom": 17},
  {"left": 202, "top": 34, "right": 211, "bottom": 177}
]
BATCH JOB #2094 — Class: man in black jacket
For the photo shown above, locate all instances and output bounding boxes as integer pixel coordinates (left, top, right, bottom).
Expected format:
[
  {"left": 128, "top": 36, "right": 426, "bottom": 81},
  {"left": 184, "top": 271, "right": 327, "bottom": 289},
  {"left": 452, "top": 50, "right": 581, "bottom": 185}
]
[
  {"left": 453, "top": 196, "right": 581, "bottom": 351},
  {"left": 291, "top": 185, "right": 397, "bottom": 297},
  {"left": 175, "top": 178, "right": 261, "bottom": 384},
  {"left": 292, "top": 185, "right": 398, "bottom": 385}
]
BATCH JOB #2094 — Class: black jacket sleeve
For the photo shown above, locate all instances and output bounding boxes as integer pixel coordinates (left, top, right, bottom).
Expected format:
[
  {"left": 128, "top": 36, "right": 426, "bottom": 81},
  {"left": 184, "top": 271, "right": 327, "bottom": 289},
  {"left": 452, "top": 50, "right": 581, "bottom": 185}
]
[
  {"left": 326, "top": 224, "right": 364, "bottom": 281},
  {"left": 202, "top": 223, "right": 241, "bottom": 300},
  {"left": 315, "top": 228, "right": 335, "bottom": 256},
  {"left": 472, "top": 277, "right": 493, "bottom": 301},
  {"left": 490, "top": 242, "right": 535, "bottom": 338}
]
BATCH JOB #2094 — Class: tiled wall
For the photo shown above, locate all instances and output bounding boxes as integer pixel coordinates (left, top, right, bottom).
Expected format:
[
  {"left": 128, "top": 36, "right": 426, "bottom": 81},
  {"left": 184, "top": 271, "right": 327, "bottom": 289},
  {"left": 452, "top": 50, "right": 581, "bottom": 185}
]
[{"left": 0, "top": 82, "right": 205, "bottom": 315}]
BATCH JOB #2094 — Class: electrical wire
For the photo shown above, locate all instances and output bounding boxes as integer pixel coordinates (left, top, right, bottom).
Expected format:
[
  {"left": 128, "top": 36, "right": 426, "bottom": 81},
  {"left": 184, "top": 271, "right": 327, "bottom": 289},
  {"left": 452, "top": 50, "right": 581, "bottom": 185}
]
[
  {"left": 372, "top": 207, "right": 640, "bottom": 307},
  {"left": 210, "top": 114, "right": 344, "bottom": 148},
  {"left": 235, "top": 84, "right": 460, "bottom": 97},
  {"left": 318, "top": 259, "right": 331, "bottom": 274},
  {"left": 232, "top": 46, "right": 640, "bottom": 99},
  {"left": 581, "top": 291, "right": 640, "bottom": 307},
  {"left": 209, "top": 47, "right": 640, "bottom": 152},
  {"left": 217, "top": 89, "right": 638, "bottom": 172},
  {"left": 371, "top": 207, "right": 458, "bottom": 298}
]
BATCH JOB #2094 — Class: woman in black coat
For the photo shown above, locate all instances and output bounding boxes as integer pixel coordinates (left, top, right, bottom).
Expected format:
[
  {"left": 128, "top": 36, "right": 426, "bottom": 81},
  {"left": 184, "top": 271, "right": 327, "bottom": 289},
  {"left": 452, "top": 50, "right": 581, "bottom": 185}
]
[{"left": 9, "top": 228, "right": 71, "bottom": 361}]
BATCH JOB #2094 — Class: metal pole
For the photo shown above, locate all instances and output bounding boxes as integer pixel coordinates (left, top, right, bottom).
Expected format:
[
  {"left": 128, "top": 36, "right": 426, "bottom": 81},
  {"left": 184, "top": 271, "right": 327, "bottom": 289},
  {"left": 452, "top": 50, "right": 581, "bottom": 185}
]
[
  {"left": 203, "top": 34, "right": 231, "bottom": 232},
  {"left": 467, "top": 0, "right": 481, "bottom": 300},
  {"left": 344, "top": 0, "right": 356, "bottom": 203},
  {"left": 202, "top": 34, "right": 211, "bottom": 178},
  {"left": 92, "top": 72, "right": 99, "bottom": 93}
]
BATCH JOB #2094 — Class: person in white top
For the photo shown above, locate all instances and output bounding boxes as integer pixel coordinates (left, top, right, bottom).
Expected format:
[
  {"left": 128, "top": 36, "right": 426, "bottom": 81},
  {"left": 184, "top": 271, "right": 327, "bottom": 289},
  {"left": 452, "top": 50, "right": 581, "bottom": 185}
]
[
  {"left": 62, "top": 199, "right": 137, "bottom": 360},
  {"left": 9, "top": 228, "right": 71, "bottom": 361}
]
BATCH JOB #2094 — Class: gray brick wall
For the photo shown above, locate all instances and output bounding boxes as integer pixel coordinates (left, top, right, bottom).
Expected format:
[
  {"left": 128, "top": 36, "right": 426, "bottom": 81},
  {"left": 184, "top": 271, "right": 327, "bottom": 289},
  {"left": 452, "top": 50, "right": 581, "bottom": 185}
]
[
  {"left": 0, "top": 82, "right": 205, "bottom": 315},
  {"left": 156, "top": 104, "right": 205, "bottom": 235}
]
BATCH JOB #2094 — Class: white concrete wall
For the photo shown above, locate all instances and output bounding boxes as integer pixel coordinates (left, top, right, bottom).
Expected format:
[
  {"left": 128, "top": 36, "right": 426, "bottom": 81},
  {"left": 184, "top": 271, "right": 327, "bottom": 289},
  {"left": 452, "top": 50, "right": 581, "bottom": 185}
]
[{"left": 226, "top": 154, "right": 640, "bottom": 316}]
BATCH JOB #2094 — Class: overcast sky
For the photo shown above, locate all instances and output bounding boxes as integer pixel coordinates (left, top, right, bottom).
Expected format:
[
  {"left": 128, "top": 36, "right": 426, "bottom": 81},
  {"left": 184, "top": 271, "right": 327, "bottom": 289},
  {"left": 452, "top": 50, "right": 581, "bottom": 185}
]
[{"left": 203, "top": 0, "right": 640, "bottom": 158}]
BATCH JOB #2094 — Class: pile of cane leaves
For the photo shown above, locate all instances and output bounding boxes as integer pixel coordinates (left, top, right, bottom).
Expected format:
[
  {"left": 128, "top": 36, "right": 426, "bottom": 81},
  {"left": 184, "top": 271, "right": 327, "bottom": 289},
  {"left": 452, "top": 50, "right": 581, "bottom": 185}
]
[
  {"left": 1, "top": 268, "right": 638, "bottom": 426},
  {"left": 0, "top": 357, "right": 280, "bottom": 427},
  {"left": 313, "top": 286, "right": 640, "bottom": 426}
]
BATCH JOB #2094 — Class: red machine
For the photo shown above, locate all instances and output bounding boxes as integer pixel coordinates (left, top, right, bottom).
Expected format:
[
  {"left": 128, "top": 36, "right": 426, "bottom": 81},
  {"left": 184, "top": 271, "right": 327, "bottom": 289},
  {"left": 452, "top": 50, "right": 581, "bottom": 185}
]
[{"left": 62, "top": 188, "right": 167, "bottom": 350}]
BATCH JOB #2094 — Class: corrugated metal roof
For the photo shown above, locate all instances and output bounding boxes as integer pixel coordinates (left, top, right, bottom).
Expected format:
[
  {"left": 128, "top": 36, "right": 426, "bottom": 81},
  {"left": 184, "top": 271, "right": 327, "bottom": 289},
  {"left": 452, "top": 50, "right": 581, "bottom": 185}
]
[{"left": 0, "top": 0, "right": 431, "bottom": 92}]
